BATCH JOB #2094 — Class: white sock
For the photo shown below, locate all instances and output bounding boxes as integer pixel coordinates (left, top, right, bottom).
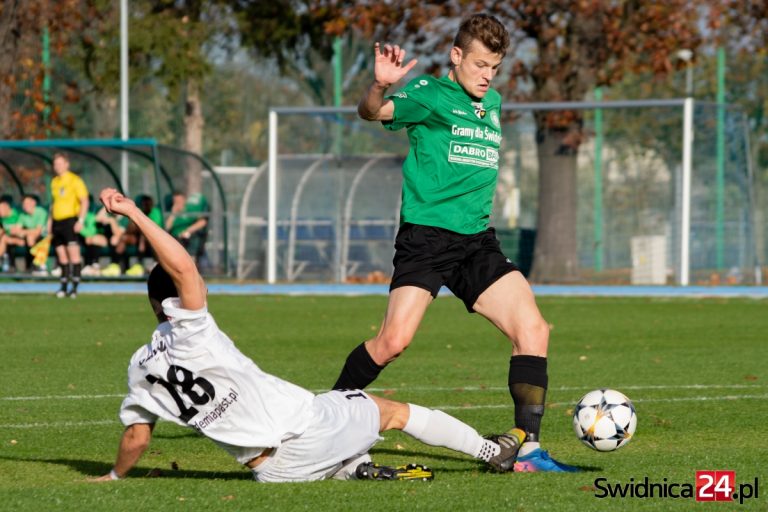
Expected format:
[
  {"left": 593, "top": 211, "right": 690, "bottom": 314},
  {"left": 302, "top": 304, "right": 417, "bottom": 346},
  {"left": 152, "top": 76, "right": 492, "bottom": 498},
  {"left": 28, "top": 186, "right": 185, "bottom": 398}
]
[
  {"left": 518, "top": 441, "right": 540, "bottom": 457},
  {"left": 403, "top": 404, "right": 487, "bottom": 459},
  {"left": 476, "top": 439, "right": 502, "bottom": 462}
]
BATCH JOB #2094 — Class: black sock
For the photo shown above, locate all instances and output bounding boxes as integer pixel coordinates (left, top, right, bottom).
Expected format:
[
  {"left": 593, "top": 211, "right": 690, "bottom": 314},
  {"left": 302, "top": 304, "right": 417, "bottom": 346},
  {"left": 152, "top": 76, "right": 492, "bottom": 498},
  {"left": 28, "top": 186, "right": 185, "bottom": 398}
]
[
  {"left": 508, "top": 355, "right": 548, "bottom": 442},
  {"left": 71, "top": 263, "right": 81, "bottom": 292},
  {"left": 86, "top": 245, "right": 99, "bottom": 266},
  {"left": 24, "top": 244, "right": 33, "bottom": 269},
  {"left": 332, "top": 342, "right": 386, "bottom": 390},
  {"left": 60, "top": 263, "right": 70, "bottom": 292}
]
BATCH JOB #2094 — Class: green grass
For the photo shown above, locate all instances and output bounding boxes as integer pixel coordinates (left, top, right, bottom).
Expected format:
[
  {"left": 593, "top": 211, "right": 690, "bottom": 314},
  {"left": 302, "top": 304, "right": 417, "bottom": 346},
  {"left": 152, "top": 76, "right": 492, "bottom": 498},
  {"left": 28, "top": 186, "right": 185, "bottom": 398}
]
[{"left": 0, "top": 294, "right": 766, "bottom": 511}]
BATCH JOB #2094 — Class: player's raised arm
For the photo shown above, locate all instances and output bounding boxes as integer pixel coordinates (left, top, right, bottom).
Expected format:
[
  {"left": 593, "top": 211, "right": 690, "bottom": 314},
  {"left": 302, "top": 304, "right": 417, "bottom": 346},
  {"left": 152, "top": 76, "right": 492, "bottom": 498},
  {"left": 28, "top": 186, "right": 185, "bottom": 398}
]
[
  {"left": 99, "top": 188, "right": 205, "bottom": 311},
  {"left": 358, "top": 42, "right": 417, "bottom": 122}
]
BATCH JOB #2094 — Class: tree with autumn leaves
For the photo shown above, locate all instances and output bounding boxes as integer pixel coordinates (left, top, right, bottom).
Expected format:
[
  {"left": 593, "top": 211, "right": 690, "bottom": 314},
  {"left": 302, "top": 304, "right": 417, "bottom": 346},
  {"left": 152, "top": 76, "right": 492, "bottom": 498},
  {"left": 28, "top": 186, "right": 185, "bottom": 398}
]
[
  {"left": 328, "top": 0, "right": 767, "bottom": 281},
  {"left": 0, "top": 0, "right": 88, "bottom": 138},
  {"left": 331, "top": 1, "right": 704, "bottom": 281},
  {"left": 0, "top": 0, "right": 228, "bottom": 194}
]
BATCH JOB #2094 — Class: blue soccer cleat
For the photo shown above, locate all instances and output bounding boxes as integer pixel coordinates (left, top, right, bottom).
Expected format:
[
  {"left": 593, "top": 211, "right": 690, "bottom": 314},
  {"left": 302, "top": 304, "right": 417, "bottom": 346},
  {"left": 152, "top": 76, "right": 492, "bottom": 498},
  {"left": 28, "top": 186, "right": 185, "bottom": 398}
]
[{"left": 513, "top": 448, "right": 580, "bottom": 473}]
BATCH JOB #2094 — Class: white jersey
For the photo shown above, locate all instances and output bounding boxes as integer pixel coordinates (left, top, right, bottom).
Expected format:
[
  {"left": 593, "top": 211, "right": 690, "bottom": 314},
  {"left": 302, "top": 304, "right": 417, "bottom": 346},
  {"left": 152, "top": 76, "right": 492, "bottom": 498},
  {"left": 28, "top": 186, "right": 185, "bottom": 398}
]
[{"left": 119, "top": 298, "right": 315, "bottom": 464}]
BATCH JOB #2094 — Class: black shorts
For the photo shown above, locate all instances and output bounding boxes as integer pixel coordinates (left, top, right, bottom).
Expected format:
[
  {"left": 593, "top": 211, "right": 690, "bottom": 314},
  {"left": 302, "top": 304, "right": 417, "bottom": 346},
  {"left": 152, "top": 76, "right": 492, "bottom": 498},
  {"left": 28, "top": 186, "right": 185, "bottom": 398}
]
[
  {"left": 390, "top": 223, "right": 519, "bottom": 312},
  {"left": 51, "top": 217, "right": 79, "bottom": 247}
]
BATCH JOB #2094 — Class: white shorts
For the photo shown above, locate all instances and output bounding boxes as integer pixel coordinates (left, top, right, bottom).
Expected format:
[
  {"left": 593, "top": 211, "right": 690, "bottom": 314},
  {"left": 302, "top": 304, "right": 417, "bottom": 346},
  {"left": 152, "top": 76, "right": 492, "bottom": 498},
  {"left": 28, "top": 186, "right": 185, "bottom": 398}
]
[{"left": 253, "top": 390, "right": 382, "bottom": 482}]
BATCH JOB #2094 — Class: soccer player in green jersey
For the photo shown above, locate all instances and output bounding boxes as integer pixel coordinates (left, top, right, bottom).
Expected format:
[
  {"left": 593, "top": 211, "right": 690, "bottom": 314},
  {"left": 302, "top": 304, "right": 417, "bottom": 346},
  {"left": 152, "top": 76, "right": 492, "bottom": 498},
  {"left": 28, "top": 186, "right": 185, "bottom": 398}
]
[
  {"left": 332, "top": 13, "right": 577, "bottom": 472},
  {"left": 4, "top": 194, "right": 48, "bottom": 272}
]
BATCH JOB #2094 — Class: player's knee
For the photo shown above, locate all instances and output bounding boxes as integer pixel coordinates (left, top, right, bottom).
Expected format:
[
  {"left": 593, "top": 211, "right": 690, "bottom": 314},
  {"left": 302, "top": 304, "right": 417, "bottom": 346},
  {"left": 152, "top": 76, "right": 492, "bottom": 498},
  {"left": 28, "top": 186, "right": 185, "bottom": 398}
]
[
  {"left": 533, "top": 316, "right": 550, "bottom": 340},
  {"left": 375, "top": 331, "right": 412, "bottom": 360},
  {"left": 517, "top": 316, "right": 549, "bottom": 352}
]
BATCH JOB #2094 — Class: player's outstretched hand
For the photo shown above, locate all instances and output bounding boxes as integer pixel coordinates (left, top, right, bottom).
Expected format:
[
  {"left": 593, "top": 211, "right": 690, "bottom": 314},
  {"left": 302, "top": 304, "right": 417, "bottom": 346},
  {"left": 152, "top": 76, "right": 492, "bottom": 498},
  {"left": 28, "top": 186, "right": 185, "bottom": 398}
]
[
  {"left": 374, "top": 42, "right": 417, "bottom": 88},
  {"left": 99, "top": 188, "right": 136, "bottom": 218}
]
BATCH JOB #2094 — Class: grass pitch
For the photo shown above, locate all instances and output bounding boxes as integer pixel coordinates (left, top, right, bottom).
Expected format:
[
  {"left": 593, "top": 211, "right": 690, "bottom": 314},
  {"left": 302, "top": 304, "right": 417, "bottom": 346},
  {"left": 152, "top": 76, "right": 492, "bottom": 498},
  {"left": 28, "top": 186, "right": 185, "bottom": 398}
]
[{"left": 0, "top": 294, "right": 765, "bottom": 511}]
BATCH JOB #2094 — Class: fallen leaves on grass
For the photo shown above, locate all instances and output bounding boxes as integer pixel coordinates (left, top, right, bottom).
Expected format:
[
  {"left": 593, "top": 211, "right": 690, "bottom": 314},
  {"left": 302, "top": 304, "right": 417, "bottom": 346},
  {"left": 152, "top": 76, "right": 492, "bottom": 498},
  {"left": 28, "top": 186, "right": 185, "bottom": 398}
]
[{"left": 649, "top": 414, "right": 671, "bottom": 427}]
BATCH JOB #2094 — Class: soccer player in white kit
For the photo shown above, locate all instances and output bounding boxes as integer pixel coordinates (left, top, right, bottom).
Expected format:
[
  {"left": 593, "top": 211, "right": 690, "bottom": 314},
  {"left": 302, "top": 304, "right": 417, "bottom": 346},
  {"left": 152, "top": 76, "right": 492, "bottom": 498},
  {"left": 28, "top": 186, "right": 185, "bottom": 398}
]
[{"left": 90, "top": 188, "right": 522, "bottom": 483}]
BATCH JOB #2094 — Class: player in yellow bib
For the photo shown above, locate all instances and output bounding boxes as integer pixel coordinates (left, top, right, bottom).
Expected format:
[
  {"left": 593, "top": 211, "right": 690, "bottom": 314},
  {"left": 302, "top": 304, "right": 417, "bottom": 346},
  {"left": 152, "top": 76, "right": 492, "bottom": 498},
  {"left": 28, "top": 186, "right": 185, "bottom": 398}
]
[
  {"left": 331, "top": 14, "right": 577, "bottom": 472},
  {"left": 48, "top": 152, "right": 89, "bottom": 298}
]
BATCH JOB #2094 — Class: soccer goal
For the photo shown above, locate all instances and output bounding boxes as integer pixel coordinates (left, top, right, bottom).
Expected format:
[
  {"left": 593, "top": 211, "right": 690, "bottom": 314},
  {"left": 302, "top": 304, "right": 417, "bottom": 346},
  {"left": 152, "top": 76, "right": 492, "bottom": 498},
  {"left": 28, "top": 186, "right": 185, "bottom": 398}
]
[{"left": 236, "top": 99, "right": 759, "bottom": 285}]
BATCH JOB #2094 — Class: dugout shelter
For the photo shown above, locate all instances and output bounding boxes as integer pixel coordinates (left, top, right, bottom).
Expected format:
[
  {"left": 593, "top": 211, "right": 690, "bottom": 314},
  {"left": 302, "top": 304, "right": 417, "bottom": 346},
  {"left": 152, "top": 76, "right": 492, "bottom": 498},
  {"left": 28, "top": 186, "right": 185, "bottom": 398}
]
[{"left": 0, "top": 138, "right": 230, "bottom": 276}]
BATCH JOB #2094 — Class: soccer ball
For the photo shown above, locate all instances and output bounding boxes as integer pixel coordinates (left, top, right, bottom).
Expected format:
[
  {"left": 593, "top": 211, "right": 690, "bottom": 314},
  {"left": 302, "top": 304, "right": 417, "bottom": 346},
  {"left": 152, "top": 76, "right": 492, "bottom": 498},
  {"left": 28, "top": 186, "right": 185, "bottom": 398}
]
[{"left": 573, "top": 389, "right": 637, "bottom": 452}]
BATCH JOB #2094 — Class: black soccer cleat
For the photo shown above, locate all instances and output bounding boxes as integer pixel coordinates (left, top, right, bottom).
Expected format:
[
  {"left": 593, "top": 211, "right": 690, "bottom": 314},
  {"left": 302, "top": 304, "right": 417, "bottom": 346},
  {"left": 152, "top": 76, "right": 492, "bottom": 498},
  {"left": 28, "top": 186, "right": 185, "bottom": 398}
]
[
  {"left": 486, "top": 428, "right": 526, "bottom": 472},
  {"left": 355, "top": 462, "right": 434, "bottom": 481}
]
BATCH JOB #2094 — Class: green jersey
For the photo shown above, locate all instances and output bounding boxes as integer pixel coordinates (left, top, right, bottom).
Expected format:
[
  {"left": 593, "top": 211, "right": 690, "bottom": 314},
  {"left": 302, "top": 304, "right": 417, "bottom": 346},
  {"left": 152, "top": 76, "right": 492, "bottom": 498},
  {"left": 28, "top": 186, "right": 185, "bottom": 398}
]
[
  {"left": 169, "top": 194, "right": 208, "bottom": 237},
  {"left": 1, "top": 206, "right": 20, "bottom": 229},
  {"left": 18, "top": 206, "right": 47, "bottom": 230},
  {"left": 117, "top": 206, "right": 162, "bottom": 229},
  {"left": 80, "top": 211, "right": 99, "bottom": 238},
  {"left": 383, "top": 74, "right": 503, "bottom": 234},
  {"left": 148, "top": 206, "right": 163, "bottom": 227}
]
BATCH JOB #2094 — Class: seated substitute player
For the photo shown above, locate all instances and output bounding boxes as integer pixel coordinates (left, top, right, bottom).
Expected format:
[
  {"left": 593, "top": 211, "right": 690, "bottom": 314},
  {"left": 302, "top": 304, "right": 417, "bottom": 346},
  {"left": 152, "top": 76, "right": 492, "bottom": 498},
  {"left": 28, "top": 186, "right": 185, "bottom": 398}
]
[
  {"left": 0, "top": 196, "right": 21, "bottom": 271},
  {"left": 331, "top": 13, "right": 577, "bottom": 472},
  {"left": 165, "top": 191, "right": 208, "bottom": 266},
  {"left": 4, "top": 194, "right": 48, "bottom": 272},
  {"left": 90, "top": 188, "right": 522, "bottom": 483}
]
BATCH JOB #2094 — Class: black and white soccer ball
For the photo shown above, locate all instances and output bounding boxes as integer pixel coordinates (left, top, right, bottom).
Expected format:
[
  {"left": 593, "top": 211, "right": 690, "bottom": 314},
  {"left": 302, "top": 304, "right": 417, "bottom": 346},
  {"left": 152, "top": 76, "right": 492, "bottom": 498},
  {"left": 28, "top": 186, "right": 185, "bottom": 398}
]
[{"left": 573, "top": 389, "right": 637, "bottom": 452}]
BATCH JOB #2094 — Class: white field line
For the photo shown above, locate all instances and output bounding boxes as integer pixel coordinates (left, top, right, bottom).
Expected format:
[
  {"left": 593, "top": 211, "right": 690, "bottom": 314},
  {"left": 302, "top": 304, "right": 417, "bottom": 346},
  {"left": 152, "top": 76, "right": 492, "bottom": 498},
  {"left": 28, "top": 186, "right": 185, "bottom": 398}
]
[
  {"left": 1, "top": 419, "right": 118, "bottom": 429},
  {"left": 1, "top": 384, "right": 763, "bottom": 402},
  {"left": 0, "top": 394, "right": 124, "bottom": 401},
  {"left": 366, "top": 384, "right": 766, "bottom": 393},
  {"left": 437, "top": 394, "right": 768, "bottom": 411},
  {"left": 2, "top": 394, "right": 767, "bottom": 429}
]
